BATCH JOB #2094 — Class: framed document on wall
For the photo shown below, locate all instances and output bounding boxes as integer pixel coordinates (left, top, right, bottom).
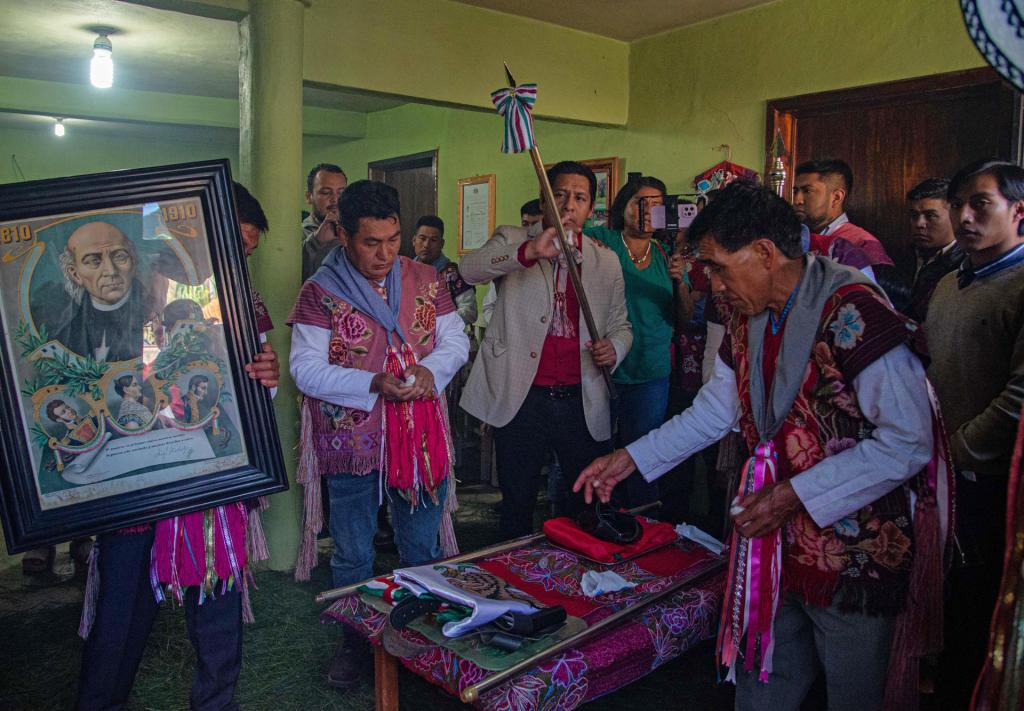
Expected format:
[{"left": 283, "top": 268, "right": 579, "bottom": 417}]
[
  {"left": 0, "top": 159, "right": 287, "bottom": 553},
  {"left": 457, "top": 174, "right": 496, "bottom": 255}
]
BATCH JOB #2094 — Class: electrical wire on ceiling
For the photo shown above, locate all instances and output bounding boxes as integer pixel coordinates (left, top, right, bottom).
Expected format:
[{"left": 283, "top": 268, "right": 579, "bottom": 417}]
[{"left": 10, "top": 154, "right": 27, "bottom": 181}]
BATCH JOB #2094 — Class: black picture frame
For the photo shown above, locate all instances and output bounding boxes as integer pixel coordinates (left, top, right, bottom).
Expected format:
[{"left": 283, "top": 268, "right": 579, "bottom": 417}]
[{"left": 0, "top": 159, "right": 287, "bottom": 553}]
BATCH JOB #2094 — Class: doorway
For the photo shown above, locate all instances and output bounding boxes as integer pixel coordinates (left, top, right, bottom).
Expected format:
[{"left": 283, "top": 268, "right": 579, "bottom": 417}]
[
  {"left": 766, "top": 68, "right": 1023, "bottom": 280},
  {"left": 369, "top": 150, "right": 438, "bottom": 257}
]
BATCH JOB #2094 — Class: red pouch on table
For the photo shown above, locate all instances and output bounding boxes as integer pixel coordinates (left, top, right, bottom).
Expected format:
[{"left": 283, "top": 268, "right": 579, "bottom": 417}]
[{"left": 543, "top": 515, "right": 678, "bottom": 564}]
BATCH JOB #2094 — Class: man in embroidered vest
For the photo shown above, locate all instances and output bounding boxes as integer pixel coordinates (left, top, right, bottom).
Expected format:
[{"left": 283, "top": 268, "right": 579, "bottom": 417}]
[
  {"left": 289, "top": 180, "right": 470, "bottom": 690},
  {"left": 905, "top": 177, "right": 964, "bottom": 323},
  {"left": 575, "top": 182, "right": 948, "bottom": 711},
  {"left": 76, "top": 182, "right": 280, "bottom": 711},
  {"left": 413, "top": 215, "right": 477, "bottom": 326},
  {"left": 301, "top": 162, "right": 348, "bottom": 282},
  {"left": 926, "top": 160, "right": 1024, "bottom": 707},
  {"left": 793, "top": 159, "right": 906, "bottom": 311},
  {"left": 460, "top": 161, "right": 633, "bottom": 540}
]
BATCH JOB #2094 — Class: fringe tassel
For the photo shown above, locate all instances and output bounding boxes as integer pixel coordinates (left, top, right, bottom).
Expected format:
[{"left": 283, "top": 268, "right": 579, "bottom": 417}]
[
  {"left": 241, "top": 570, "right": 256, "bottom": 624},
  {"left": 882, "top": 491, "right": 943, "bottom": 711},
  {"left": 438, "top": 395, "right": 459, "bottom": 557},
  {"left": 78, "top": 541, "right": 100, "bottom": 639},
  {"left": 882, "top": 395, "right": 951, "bottom": 711},
  {"left": 294, "top": 397, "right": 323, "bottom": 581},
  {"left": 440, "top": 480, "right": 459, "bottom": 557},
  {"left": 248, "top": 506, "right": 270, "bottom": 564}
]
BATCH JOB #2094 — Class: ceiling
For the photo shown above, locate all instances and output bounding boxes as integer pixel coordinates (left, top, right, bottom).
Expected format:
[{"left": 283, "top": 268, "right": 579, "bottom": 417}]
[
  {"left": 451, "top": 0, "right": 780, "bottom": 41},
  {"left": 0, "top": 111, "right": 238, "bottom": 144},
  {"left": 0, "top": 0, "right": 780, "bottom": 125},
  {"left": 0, "top": 0, "right": 406, "bottom": 113}
]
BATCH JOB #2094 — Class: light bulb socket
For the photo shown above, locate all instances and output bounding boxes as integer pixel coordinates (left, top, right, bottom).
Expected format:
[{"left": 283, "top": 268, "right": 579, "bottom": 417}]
[{"left": 93, "top": 34, "right": 112, "bottom": 52}]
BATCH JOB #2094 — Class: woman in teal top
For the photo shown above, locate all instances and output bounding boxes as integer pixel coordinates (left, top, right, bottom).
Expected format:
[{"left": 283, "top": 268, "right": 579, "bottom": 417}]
[{"left": 585, "top": 176, "right": 675, "bottom": 507}]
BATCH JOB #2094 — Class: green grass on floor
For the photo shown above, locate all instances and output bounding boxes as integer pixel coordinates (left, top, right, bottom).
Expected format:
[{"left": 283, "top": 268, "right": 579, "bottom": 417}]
[{"left": 0, "top": 487, "right": 735, "bottom": 710}]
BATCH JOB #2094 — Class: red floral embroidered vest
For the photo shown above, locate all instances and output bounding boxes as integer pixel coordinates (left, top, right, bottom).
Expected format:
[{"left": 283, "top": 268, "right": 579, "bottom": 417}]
[
  {"left": 290, "top": 257, "right": 450, "bottom": 476},
  {"left": 724, "top": 285, "right": 920, "bottom": 613}
]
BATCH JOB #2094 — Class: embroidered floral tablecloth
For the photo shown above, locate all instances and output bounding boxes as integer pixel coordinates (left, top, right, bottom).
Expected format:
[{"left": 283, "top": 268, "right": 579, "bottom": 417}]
[{"left": 322, "top": 538, "right": 725, "bottom": 710}]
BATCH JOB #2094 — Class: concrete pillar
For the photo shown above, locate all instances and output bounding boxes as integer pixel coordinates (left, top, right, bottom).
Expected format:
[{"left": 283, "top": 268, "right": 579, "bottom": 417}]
[{"left": 238, "top": 0, "right": 305, "bottom": 571}]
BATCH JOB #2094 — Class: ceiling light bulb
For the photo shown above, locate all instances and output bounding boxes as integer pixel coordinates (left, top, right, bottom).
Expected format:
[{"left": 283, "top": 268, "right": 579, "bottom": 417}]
[
  {"left": 90, "top": 34, "right": 113, "bottom": 89},
  {"left": 54, "top": 118, "right": 65, "bottom": 137}
]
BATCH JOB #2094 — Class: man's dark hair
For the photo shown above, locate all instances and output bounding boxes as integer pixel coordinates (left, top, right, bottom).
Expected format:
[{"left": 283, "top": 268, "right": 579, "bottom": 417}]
[
  {"left": 608, "top": 176, "right": 667, "bottom": 231},
  {"left": 948, "top": 159, "right": 1024, "bottom": 202},
  {"left": 520, "top": 199, "right": 543, "bottom": 217},
  {"left": 188, "top": 374, "right": 209, "bottom": 393},
  {"left": 114, "top": 374, "right": 137, "bottom": 398},
  {"left": 306, "top": 163, "right": 347, "bottom": 193},
  {"left": 906, "top": 177, "right": 950, "bottom": 202},
  {"left": 545, "top": 161, "right": 597, "bottom": 205},
  {"left": 46, "top": 399, "right": 68, "bottom": 422},
  {"left": 414, "top": 215, "right": 445, "bottom": 237},
  {"left": 337, "top": 180, "right": 401, "bottom": 237},
  {"left": 796, "top": 158, "right": 854, "bottom": 195},
  {"left": 948, "top": 160, "right": 1024, "bottom": 236},
  {"left": 232, "top": 182, "right": 269, "bottom": 233},
  {"left": 687, "top": 180, "right": 804, "bottom": 259}
]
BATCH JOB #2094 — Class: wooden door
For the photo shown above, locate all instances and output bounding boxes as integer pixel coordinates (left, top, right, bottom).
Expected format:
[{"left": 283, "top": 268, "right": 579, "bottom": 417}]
[
  {"left": 369, "top": 150, "right": 438, "bottom": 257},
  {"left": 767, "top": 68, "right": 1023, "bottom": 280}
]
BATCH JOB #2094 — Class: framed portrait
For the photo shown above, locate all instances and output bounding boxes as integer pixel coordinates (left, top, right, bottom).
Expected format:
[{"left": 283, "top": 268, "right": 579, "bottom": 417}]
[
  {"left": 457, "top": 174, "right": 496, "bottom": 255},
  {"left": 544, "top": 157, "right": 621, "bottom": 229},
  {"left": 0, "top": 159, "right": 287, "bottom": 553}
]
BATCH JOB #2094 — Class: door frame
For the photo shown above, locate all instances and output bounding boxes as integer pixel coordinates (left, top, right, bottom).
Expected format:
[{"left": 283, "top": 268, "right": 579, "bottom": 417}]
[
  {"left": 368, "top": 149, "right": 439, "bottom": 213},
  {"left": 765, "top": 67, "right": 1024, "bottom": 201}
]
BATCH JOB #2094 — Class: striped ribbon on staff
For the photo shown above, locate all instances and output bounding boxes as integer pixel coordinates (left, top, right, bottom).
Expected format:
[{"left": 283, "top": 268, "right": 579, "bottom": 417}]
[{"left": 490, "top": 83, "right": 537, "bottom": 154}]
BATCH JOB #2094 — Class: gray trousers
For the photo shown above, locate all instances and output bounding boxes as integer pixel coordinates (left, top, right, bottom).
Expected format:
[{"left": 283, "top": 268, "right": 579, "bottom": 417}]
[{"left": 735, "top": 593, "right": 894, "bottom": 711}]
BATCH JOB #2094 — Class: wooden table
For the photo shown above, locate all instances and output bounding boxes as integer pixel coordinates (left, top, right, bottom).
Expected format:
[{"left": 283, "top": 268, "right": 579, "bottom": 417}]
[{"left": 324, "top": 537, "right": 725, "bottom": 710}]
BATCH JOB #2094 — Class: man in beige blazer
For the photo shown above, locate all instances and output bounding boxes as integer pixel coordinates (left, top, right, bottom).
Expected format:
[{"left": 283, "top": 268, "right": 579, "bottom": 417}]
[{"left": 460, "top": 161, "right": 632, "bottom": 538}]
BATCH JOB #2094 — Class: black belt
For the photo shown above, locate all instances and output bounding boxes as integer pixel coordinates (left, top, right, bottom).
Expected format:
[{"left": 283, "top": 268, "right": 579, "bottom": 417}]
[{"left": 532, "top": 383, "right": 582, "bottom": 400}]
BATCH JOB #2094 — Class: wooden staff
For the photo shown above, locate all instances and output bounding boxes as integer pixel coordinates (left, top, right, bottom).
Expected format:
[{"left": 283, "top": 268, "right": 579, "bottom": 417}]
[
  {"left": 504, "top": 65, "right": 617, "bottom": 399},
  {"left": 315, "top": 501, "right": 661, "bottom": 605},
  {"left": 460, "top": 557, "right": 723, "bottom": 703}
]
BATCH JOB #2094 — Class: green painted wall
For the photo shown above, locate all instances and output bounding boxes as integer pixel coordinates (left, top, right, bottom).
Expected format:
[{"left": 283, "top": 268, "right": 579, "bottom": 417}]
[
  {"left": 303, "top": 0, "right": 630, "bottom": 125},
  {"left": 0, "top": 124, "right": 239, "bottom": 184},
  {"left": 306, "top": 0, "right": 987, "bottom": 283},
  {"left": 626, "top": 0, "right": 986, "bottom": 190},
  {"left": 306, "top": 103, "right": 627, "bottom": 244}
]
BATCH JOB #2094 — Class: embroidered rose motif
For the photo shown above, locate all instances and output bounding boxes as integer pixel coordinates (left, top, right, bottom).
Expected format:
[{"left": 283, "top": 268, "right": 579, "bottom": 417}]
[
  {"left": 790, "top": 515, "right": 847, "bottom": 572},
  {"left": 829, "top": 303, "right": 865, "bottom": 349},
  {"left": 832, "top": 389, "right": 862, "bottom": 418},
  {"left": 328, "top": 337, "right": 350, "bottom": 364},
  {"left": 338, "top": 312, "right": 369, "bottom": 341},
  {"left": 414, "top": 301, "right": 436, "bottom": 332},
  {"left": 812, "top": 342, "right": 843, "bottom": 381},
  {"left": 784, "top": 428, "right": 824, "bottom": 471},
  {"left": 858, "top": 520, "right": 911, "bottom": 570}
]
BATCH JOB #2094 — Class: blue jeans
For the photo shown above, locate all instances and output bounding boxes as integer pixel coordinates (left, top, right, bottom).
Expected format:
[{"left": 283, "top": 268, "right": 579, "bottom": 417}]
[
  {"left": 611, "top": 377, "right": 669, "bottom": 507},
  {"left": 327, "top": 472, "right": 447, "bottom": 588}
]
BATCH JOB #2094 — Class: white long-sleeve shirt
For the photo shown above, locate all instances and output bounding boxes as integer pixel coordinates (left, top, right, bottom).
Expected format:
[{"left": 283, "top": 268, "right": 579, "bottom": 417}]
[
  {"left": 626, "top": 344, "right": 933, "bottom": 527},
  {"left": 289, "top": 311, "right": 469, "bottom": 410}
]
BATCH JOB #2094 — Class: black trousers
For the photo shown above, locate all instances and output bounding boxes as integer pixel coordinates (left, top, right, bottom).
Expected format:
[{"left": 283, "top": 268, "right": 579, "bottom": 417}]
[
  {"left": 77, "top": 529, "right": 243, "bottom": 711},
  {"left": 937, "top": 474, "right": 1008, "bottom": 709},
  {"left": 494, "top": 385, "right": 611, "bottom": 539}
]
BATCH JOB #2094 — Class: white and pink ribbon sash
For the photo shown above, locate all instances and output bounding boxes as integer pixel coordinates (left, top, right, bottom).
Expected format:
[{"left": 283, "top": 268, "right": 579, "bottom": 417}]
[{"left": 717, "top": 440, "right": 783, "bottom": 683}]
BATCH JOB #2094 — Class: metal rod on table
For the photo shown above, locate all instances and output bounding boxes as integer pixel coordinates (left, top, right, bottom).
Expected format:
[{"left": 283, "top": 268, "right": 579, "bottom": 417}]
[
  {"left": 459, "top": 558, "right": 722, "bottom": 703},
  {"left": 314, "top": 501, "right": 662, "bottom": 605}
]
